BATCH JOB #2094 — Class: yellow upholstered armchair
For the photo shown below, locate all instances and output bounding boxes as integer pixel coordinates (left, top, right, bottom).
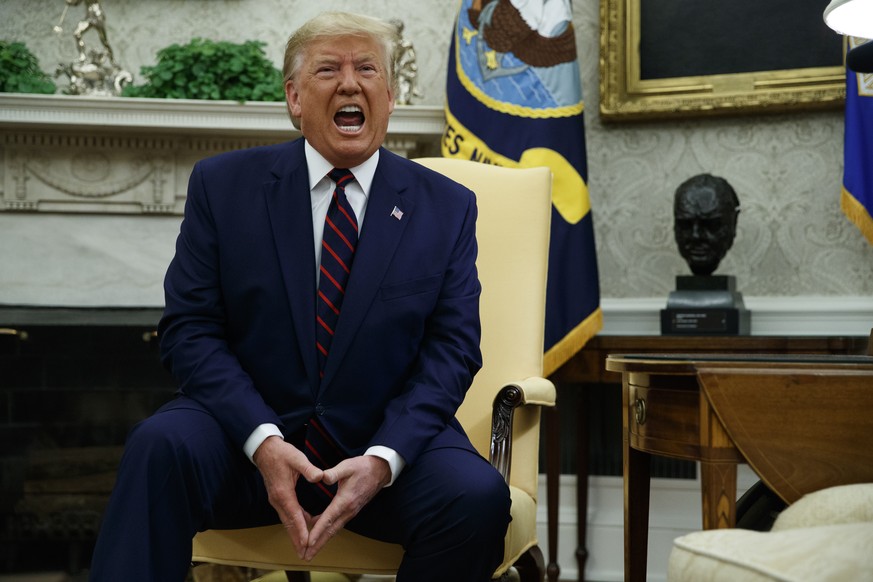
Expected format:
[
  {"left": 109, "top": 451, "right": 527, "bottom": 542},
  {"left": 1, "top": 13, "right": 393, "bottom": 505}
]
[{"left": 192, "top": 158, "right": 557, "bottom": 581}]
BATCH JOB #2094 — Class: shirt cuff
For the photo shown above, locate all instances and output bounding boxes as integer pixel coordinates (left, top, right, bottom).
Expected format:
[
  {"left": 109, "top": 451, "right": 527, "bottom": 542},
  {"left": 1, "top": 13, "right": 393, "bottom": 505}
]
[
  {"left": 243, "top": 423, "right": 284, "bottom": 463},
  {"left": 365, "top": 445, "right": 406, "bottom": 487}
]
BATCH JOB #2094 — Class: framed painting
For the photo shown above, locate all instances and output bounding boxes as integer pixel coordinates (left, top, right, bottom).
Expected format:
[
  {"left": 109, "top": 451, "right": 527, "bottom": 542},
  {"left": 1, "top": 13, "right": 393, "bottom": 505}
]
[{"left": 599, "top": 0, "right": 846, "bottom": 121}]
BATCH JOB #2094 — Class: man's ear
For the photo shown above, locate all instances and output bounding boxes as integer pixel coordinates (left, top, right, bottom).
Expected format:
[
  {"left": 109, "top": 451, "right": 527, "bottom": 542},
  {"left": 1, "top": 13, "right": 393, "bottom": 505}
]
[{"left": 285, "top": 79, "right": 302, "bottom": 118}]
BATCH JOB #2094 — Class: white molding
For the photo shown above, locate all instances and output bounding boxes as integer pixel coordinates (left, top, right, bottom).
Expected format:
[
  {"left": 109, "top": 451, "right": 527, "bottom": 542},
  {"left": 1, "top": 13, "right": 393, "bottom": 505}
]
[
  {"left": 0, "top": 93, "right": 445, "bottom": 137},
  {"left": 602, "top": 296, "right": 873, "bottom": 337}
]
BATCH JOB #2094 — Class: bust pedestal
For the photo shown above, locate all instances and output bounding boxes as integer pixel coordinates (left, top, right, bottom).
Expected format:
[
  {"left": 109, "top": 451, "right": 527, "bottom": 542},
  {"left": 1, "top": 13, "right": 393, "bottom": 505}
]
[{"left": 660, "top": 275, "right": 751, "bottom": 335}]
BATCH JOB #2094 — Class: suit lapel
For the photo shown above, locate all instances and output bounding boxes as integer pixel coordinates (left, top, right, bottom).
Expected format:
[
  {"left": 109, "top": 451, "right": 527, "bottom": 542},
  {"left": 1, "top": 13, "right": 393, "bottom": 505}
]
[
  {"left": 263, "top": 142, "right": 320, "bottom": 395},
  {"left": 320, "top": 150, "right": 415, "bottom": 387}
]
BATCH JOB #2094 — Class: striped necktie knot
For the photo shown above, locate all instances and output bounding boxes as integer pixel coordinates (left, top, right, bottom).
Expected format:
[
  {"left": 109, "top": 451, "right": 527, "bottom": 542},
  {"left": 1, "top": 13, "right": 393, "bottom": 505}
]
[{"left": 329, "top": 167, "right": 354, "bottom": 190}]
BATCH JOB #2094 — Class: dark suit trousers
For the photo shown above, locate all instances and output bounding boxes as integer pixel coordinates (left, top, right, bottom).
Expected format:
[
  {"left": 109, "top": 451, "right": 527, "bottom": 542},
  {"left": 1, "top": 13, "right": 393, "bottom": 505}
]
[{"left": 89, "top": 398, "right": 511, "bottom": 582}]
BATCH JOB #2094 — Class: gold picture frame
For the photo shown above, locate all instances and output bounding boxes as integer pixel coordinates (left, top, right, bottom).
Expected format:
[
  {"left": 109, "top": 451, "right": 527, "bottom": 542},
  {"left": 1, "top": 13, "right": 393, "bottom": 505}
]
[{"left": 599, "top": 0, "right": 846, "bottom": 121}]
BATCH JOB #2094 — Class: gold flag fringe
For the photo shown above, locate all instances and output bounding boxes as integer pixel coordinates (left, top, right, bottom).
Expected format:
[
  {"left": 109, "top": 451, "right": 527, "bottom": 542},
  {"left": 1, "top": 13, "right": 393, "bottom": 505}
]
[
  {"left": 543, "top": 307, "right": 603, "bottom": 377},
  {"left": 841, "top": 187, "right": 873, "bottom": 246}
]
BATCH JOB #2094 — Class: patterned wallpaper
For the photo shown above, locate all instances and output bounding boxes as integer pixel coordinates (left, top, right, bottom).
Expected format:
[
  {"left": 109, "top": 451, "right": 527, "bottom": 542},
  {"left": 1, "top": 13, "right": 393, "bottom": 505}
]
[{"left": 3, "top": 0, "right": 872, "bottom": 299}]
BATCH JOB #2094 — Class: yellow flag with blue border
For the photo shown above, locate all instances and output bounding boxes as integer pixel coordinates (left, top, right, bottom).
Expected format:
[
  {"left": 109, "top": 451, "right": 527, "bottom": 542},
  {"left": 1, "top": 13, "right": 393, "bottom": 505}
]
[
  {"left": 442, "top": 0, "right": 602, "bottom": 375},
  {"left": 842, "top": 37, "right": 873, "bottom": 244}
]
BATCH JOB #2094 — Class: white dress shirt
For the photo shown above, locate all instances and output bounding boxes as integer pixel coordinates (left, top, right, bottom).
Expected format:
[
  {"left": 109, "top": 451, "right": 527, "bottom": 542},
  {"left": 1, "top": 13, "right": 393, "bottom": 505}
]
[{"left": 242, "top": 141, "right": 405, "bottom": 486}]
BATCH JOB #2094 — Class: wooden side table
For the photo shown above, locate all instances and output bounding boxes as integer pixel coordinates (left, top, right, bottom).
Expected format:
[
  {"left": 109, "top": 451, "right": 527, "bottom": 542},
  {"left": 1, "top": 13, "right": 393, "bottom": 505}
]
[
  {"left": 604, "top": 353, "right": 873, "bottom": 582},
  {"left": 548, "top": 335, "right": 868, "bottom": 582}
]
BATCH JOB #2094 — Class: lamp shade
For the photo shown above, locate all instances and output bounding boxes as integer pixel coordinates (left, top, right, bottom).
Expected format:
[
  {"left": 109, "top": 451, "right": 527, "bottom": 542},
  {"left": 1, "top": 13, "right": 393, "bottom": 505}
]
[{"left": 824, "top": 0, "right": 873, "bottom": 38}]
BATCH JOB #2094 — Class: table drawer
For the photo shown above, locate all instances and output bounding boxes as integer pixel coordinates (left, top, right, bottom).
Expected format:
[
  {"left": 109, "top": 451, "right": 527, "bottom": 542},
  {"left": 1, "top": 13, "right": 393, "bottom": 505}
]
[{"left": 628, "top": 381, "right": 703, "bottom": 460}]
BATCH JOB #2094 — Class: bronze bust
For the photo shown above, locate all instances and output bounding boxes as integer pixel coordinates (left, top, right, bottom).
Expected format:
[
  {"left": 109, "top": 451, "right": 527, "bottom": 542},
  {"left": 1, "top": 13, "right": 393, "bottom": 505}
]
[{"left": 673, "top": 174, "right": 740, "bottom": 276}]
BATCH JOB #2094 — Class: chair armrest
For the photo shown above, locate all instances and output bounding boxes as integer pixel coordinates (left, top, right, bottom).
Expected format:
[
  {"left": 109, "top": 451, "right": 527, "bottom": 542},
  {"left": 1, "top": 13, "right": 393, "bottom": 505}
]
[{"left": 490, "top": 377, "right": 556, "bottom": 481}]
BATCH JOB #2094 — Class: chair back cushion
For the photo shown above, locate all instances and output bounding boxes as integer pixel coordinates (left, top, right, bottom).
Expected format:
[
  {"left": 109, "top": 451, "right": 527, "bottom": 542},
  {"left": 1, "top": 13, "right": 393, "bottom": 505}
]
[{"left": 413, "top": 158, "right": 551, "bottom": 497}]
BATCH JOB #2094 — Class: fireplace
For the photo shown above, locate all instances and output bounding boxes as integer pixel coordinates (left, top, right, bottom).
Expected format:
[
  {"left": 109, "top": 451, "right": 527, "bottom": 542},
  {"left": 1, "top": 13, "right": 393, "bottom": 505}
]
[{"left": 0, "top": 307, "right": 174, "bottom": 576}]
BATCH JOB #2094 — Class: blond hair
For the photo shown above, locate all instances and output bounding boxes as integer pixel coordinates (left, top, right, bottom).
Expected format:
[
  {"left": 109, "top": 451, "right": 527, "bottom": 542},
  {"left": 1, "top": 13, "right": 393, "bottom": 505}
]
[{"left": 283, "top": 12, "right": 397, "bottom": 91}]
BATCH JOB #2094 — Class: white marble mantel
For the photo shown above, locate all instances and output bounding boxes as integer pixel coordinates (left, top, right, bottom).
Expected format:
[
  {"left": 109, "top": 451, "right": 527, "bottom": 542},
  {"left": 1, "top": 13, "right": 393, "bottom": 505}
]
[
  {"left": 0, "top": 94, "right": 445, "bottom": 307},
  {"left": 0, "top": 93, "right": 446, "bottom": 138},
  {"left": 0, "top": 94, "right": 446, "bottom": 215}
]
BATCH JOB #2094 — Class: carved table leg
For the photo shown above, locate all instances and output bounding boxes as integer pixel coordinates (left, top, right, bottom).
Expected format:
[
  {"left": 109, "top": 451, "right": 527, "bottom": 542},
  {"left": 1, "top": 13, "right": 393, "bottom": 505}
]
[
  {"left": 624, "top": 444, "right": 651, "bottom": 582},
  {"left": 700, "top": 461, "right": 737, "bottom": 529},
  {"left": 623, "top": 373, "right": 651, "bottom": 582}
]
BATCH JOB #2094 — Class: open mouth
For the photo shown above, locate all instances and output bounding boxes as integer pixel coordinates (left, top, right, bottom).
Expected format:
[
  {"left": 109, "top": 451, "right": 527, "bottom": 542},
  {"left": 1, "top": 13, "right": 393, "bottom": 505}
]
[{"left": 334, "top": 105, "right": 365, "bottom": 133}]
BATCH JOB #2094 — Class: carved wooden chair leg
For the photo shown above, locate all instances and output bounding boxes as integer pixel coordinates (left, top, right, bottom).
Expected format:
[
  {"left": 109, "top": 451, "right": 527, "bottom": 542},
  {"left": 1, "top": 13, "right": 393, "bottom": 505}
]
[
  {"left": 512, "top": 545, "right": 546, "bottom": 582},
  {"left": 285, "top": 571, "right": 310, "bottom": 582}
]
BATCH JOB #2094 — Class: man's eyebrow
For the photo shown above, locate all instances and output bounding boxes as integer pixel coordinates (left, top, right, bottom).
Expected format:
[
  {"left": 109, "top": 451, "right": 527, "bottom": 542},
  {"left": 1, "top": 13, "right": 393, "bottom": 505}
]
[
  {"left": 354, "top": 52, "right": 381, "bottom": 66},
  {"left": 310, "top": 55, "right": 340, "bottom": 68},
  {"left": 308, "top": 52, "right": 381, "bottom": 69}
]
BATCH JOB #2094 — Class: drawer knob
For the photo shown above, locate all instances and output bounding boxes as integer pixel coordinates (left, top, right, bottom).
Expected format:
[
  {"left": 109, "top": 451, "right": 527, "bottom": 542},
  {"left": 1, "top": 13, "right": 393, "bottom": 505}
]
[{"left": 633, "top": 397, "right": 647, "bottom": 425}]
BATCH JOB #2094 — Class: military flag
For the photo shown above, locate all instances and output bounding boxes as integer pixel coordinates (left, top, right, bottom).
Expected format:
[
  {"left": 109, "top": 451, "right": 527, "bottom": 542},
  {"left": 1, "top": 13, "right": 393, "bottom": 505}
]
[
  {"left": 443, "top": 0, "right": 601, "bottom": 375},
  {"left": 842, "top": 37, "right": 873, "bottom": 244}
]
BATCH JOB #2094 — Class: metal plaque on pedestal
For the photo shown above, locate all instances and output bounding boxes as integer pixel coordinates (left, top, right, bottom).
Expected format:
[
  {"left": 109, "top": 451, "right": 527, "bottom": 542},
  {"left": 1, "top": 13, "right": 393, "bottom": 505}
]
[{"left": 661, "top": 275, "right": 751, "bottom": 335}]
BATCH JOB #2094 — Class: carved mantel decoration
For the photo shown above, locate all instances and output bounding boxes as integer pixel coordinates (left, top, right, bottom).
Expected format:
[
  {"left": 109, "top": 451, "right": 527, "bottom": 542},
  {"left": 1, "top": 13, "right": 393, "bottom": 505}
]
[
  {"left": 0, "top": 94, "right": 445, "bottom": 216},
  {"left": 6, "top": 134, "right": 176, "bottom": 214}
]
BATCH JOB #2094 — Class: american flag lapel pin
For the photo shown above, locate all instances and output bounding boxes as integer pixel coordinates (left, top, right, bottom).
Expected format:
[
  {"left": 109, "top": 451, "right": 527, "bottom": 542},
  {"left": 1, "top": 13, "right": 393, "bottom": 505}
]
[{"left": 390, "top": 206, "right": 404, "bottom": 220}]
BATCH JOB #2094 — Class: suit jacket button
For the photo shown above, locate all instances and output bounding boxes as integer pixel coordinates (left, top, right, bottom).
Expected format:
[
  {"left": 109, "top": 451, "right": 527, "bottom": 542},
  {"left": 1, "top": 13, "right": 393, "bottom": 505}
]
[{"left": 315, "top": 404, "right": 325, "bottom": 415}]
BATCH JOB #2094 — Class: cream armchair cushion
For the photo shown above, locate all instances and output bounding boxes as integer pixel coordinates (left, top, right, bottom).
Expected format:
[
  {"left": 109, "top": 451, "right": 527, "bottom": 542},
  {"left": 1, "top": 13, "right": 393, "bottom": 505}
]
[
  {"left": 669, "top": 523, "right": 873, "bottom": 582},
  {"left": 770, "top": 483, "right": 873, "bottom": 531},
  {"left": 668, "top": 483, "right": 873, "bottom": 582}
]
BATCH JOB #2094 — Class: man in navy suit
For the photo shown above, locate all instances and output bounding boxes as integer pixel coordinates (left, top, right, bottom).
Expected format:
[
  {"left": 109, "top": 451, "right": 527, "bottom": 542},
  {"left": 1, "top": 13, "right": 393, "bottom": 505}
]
[{"left": 89, "top": 11, "right": 511, "bottom": 582}]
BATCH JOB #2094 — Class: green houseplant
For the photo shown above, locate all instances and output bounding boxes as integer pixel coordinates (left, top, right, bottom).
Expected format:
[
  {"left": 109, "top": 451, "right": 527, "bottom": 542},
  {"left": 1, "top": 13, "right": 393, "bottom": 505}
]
[
  {"left": 123, "top": 38, "right": 284, "bottom": 102},
  {"left": 0, "top": 41, "right": 57, "bottom": 94}
]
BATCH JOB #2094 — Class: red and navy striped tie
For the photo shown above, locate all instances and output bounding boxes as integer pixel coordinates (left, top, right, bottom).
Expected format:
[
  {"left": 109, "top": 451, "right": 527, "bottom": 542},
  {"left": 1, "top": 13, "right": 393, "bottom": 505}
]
[
  {"left": 307, "top": 168, "right": 357, "bottom": 500},
  {"left": 315, "top": 168, "right": 358, "bottom": 378}
]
